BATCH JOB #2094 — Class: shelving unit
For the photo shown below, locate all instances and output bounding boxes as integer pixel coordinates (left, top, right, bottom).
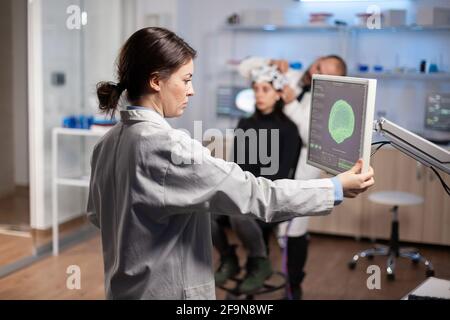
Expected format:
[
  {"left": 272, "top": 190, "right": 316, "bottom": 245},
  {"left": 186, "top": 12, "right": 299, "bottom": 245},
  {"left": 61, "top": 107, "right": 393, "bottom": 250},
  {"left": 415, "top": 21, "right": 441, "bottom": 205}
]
[
  {"left": 214, "top": 22, "right": 450, "bottom": 120},
  {"left": 51, "top": 127, "right": 107, "bottom": 255},
  {"left": 224, "top": 24, "right": 344, "bottom": 32},
  {"left": 224, "top": 24, "right": 450, "bottom": 33},
  {"left": 222, "top": 23, "right": 450, "bottom": 71},
  {"left": 215, "top": 68, "right": 450, "bottom": 81},
  {"left": 349, "top": 24, "right": 450, "bottom": 33},
  {"left": 349, "top": 72, "right": 450, "bottom": 81},
  {"left": 204, "top": 17, "right": 450, "bottom": 137}
]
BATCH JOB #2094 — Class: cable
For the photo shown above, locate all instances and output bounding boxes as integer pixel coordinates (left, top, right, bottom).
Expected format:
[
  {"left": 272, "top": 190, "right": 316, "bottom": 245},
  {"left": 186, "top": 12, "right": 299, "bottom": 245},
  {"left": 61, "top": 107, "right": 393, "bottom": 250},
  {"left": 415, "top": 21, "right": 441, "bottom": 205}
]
[
  {"left": 370, "top": 144, "right": 449, "bottom": 194},
  {"left": 430, "top": 167, "right": 450, "bottom": 196},
  {"left": 371, "top": 141, "right": 391, "bottom": 146},
  {"left": 370, "top": 141, "right": 449, "bottom": 194},
  {"left": 371, "top": 141, "right": 391, "bottom": 157}
]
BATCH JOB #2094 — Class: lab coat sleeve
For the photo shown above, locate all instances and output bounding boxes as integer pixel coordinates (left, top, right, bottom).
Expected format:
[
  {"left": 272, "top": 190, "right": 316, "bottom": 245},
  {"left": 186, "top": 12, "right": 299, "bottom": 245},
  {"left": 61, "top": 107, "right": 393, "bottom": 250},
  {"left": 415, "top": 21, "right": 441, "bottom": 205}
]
[
  {"left": 163, "top": 131, "right": 336, "bottom": 223},
  {"left": 285, "top": 69, "right": 302, "bottom": 97}
]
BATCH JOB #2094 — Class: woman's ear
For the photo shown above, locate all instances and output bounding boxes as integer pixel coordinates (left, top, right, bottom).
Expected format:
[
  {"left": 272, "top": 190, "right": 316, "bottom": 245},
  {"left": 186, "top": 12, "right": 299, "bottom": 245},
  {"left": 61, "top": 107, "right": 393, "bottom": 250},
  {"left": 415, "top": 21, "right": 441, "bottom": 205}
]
[{"left": 149, "top": 73, "right": 161, "bottom": 92}]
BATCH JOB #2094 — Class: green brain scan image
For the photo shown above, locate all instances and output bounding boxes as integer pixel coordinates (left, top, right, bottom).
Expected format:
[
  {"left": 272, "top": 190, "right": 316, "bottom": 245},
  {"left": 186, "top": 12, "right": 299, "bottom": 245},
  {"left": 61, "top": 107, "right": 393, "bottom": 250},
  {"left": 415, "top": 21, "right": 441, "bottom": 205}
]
[{"left": 328, "top": 99, "right": 355, "bottom": 144}]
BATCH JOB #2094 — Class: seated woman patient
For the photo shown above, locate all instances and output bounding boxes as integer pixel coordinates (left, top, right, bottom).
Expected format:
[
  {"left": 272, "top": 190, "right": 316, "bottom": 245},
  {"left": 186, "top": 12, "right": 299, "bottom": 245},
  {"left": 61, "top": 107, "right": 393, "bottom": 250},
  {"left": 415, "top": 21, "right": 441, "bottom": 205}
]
[{"left": 212, "top": 63, "right": 303, "bottom": 295}]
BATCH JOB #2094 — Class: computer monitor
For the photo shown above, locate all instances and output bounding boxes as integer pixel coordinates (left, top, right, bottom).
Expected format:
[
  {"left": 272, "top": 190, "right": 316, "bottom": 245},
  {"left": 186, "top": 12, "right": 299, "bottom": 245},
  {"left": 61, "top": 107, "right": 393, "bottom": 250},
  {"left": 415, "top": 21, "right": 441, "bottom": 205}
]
[
  {"left": 307, "top": 74, "right": 377, "bottom": 175},
  {"left": 217, "top": 86, "right": 253, "bottom": 118},
  {"left": 423, "top": 93, "right": 450, "bottom": 144}
]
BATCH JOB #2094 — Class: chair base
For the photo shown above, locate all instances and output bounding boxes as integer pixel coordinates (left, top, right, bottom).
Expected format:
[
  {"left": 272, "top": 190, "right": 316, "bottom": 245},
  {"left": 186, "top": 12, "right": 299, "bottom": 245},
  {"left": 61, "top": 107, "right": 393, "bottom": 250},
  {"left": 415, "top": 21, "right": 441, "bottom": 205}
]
[{"left": 348, "top": 244, "right": 435, "bottom": 280}]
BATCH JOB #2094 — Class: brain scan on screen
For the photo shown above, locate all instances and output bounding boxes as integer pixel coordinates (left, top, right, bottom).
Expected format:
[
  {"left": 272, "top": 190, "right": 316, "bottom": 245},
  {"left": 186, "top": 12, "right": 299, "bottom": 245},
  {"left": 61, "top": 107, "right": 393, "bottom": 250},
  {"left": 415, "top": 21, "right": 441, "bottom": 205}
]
[{"left": 328, "top": 99, "right": 355, "bottom": 144}]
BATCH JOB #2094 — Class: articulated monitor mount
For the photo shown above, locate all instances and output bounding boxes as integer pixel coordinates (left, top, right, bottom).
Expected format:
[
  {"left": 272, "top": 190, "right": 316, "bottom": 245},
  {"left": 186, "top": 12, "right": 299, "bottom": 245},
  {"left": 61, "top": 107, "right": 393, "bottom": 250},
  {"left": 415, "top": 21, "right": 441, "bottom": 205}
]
[{"left": 373, "top": 118, "right": 450, "bottom": 194}]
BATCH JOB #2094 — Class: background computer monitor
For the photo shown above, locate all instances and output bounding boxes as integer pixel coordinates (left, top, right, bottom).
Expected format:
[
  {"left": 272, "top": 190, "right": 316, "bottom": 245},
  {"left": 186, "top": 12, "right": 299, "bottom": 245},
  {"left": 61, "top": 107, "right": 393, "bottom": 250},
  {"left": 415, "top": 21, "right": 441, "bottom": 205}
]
[
  {"left": 307, "top": 74, "right": 377, "bottom": 175},
  {"left": 217, "top": 86, "right": 253, "bottom": 118},
  {"left": 423, "top": 93, "right": 450, "bottom": 144}
]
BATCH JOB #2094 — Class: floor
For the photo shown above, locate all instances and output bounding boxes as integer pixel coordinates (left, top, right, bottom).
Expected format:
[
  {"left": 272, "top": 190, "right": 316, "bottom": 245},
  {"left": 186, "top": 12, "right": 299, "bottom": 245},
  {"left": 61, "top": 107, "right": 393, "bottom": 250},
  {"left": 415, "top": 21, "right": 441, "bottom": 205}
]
[
  {"left": 290, "top": 235, "right": 450, "bottom": 300},
  {"left": 0, "top": 189, "right": 34, "bottom": 267},
  {"left": 0, "top": 188, "right": 29, "bottom": 227},
  {"left": 0, "top": 188, "right": 93, "bottom": 268},
  {"left": 0, "top": 234, "right": 35, "bottom": 267},
  {"left": 0, "top": 231, "right": 448, "bottom": 300},
  {"left": 0, "top": 235, "right": 104, "bottom": 300}
]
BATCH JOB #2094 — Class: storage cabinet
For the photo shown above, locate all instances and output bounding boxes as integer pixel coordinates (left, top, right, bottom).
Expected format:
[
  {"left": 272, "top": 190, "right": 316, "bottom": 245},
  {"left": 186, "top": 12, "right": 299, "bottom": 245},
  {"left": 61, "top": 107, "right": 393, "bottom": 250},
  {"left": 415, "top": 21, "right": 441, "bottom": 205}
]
[
  {"left": 361, "top": 149, "right": 426, "bottom": 243},
  {"left": 422, "top": 166, "right": 450, "bottom": 245},
  {"left": 309, "top": 196, "right": 364, "bottom": 238}
]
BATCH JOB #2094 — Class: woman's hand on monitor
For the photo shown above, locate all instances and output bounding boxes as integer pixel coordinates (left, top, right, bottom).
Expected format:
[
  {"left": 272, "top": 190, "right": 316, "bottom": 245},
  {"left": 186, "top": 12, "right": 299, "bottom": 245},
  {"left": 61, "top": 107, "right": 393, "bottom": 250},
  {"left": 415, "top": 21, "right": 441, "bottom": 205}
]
[{"left": 337, "top": 160, "right": 375, "bottom": 198}]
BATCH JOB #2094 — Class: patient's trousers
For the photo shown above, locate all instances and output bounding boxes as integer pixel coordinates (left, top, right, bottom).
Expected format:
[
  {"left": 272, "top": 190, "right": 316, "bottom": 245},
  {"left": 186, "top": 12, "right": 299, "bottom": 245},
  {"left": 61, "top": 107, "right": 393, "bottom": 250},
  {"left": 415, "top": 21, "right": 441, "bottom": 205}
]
[{"left": 211, "top": 215, "right": 308, "bottom": 287}]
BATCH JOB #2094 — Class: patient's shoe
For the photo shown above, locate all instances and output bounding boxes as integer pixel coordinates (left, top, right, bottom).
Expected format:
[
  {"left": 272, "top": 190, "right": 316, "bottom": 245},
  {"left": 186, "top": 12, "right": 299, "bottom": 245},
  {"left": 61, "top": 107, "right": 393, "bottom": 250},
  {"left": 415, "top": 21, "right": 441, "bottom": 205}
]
[
  {"left": 215, "top": 249, "right": 239, "bottom": 286},
  {"left": 238, "top": 257, "right": 273, "bottom": 294}
]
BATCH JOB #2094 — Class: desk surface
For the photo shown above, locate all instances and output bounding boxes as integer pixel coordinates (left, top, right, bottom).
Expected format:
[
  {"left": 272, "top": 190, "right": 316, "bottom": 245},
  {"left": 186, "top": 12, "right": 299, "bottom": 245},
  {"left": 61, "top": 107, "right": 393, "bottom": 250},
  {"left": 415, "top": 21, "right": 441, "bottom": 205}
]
[{"left": 403, "top": 277, "right": 450, "bottom": 300}]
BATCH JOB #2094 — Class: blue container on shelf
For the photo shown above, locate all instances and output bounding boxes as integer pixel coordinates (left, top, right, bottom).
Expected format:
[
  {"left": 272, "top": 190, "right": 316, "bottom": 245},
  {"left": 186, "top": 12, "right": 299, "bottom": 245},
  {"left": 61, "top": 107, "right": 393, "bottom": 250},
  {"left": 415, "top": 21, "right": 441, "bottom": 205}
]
[
  {"left": 92, "top": 118, "right": 117, "bottom": 126},
  {"left": 289, "top": 61, "right": 303, "bottom": 70},
  {"left": 62, "top": 116, "right": 77, "bottom": 129},
  {"left": 62, "top": 115, "right": 95, "bottom": 129},
  {"left": 428, "top": 64, "right": 438, "bottom": 73},
  {"left": 87, "top": 116, "right": 94, "bottom": 128},
  {"left": 357, "top": 64, "right": 369, "bottom": 73},
  {"left": 78, "top": 115, "right": 95, "bottom": 129},
  {"left": 77, "top": 115, "right": 86, "bottom": 129},
  {"left": 373, "top": 65, "right": 384, "bottom": 72}
]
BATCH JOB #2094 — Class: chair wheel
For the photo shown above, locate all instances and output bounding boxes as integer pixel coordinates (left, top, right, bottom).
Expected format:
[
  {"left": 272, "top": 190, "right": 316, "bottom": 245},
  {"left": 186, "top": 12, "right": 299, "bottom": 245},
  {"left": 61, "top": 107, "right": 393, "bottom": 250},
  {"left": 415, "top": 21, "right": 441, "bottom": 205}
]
[
  {"left": 348, "top": 261, "right": 356, "bottom": 270},
  {"left": 412, "top": 258, "right": 420, "bottom": 264},
  {"left": 387, "top": 273, "right": 395, "bottom": 281},
  {"left": 426, "top": 269, "right": 435, "bottom": 277}
]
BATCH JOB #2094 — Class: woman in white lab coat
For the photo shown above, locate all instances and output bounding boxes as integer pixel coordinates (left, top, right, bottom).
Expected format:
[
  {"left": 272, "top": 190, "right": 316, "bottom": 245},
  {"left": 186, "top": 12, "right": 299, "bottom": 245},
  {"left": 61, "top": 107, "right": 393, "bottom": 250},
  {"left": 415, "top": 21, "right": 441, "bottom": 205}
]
[{"left": 87, "top": 27, "right": 374, "bottom": 300}]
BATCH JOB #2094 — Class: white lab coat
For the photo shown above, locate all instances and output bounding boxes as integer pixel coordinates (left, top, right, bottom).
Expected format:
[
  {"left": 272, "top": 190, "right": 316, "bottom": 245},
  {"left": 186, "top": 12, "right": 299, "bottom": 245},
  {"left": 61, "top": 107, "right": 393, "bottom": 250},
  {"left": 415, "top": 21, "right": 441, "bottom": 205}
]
[{"left": 87, "top": 108, "right": 336, "bottom": 300}]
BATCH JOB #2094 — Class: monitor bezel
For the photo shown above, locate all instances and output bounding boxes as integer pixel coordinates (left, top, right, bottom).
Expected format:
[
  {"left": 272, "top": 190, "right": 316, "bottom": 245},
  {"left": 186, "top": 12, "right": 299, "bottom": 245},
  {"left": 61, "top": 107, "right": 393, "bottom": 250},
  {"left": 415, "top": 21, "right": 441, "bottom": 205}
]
[{"left": 306, "top": 74, "right": 377, "bottom": 175}]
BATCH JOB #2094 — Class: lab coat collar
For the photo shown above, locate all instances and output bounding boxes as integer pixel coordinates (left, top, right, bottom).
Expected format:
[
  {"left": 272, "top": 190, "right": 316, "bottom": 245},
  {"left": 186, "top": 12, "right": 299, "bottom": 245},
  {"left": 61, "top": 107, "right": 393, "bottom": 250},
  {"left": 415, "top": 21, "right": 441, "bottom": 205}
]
[{"left": 120, "top": 108, "right": 172, "bottom": 129}]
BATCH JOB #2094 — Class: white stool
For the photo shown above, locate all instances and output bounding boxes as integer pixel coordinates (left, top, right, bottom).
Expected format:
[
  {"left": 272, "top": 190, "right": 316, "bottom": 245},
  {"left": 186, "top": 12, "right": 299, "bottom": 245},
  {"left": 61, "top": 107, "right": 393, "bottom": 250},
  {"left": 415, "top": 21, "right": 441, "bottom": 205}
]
[{"left": 348, "top": 191, "right": 435, "bottom": 280}]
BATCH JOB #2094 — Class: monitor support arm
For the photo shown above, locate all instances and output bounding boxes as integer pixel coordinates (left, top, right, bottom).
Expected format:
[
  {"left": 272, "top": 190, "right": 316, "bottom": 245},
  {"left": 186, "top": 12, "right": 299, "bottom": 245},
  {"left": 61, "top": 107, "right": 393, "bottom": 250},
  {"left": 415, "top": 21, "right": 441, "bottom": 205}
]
[{"left": 373, "top": 118, "right": 450, "bottom": 175}]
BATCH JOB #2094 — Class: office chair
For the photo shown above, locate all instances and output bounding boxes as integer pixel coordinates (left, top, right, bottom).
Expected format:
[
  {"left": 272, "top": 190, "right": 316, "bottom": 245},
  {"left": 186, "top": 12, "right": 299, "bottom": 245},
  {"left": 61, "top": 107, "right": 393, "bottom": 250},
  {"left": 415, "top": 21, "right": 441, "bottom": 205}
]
[{"left": 348, "top": 191, "right": 435, "bottom": 281}]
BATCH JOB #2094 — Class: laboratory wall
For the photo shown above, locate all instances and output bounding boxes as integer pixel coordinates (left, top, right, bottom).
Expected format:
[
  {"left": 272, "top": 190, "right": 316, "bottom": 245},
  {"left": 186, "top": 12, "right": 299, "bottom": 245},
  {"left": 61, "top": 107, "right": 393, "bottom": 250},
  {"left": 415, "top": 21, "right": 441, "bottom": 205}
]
[
  {"left": 13, "top": 0, "right": 29, "bottom": 187},
  {"left": 0, "top": 0, "right": 15, "bottom": 197},
  {"left": 0, "top": 0, "right": 28, "bottom": 197}
]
